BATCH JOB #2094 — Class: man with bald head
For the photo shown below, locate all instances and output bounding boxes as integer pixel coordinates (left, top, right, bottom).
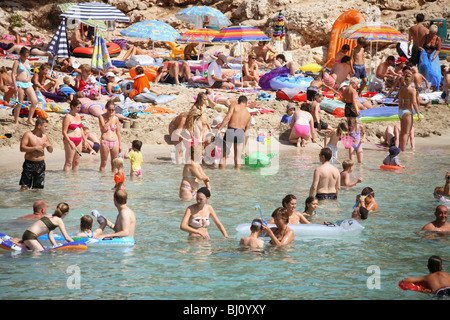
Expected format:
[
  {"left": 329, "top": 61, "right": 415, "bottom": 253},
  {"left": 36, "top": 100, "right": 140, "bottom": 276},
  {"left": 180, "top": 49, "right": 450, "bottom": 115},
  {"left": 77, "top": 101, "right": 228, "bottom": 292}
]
[
  {"left": 421, "top": 205, "right": 450, "bottom": 232},
  {"left": 18, "top": 200, "right": 47, "bottom": 220}
]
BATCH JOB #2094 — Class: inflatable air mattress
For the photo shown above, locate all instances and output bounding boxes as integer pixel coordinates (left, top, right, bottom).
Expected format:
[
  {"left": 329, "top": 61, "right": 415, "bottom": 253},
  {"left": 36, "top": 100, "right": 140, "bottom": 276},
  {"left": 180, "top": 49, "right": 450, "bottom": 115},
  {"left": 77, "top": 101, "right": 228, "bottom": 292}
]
[
  {"left": 0, "top": 233, "right": 87, "bottom": 252},
  {"left": 38, "top": 234, "right": 135, "bottom": 246},
  {"left": 358, "top": 107, "right": 423, "bottom": 123},
  {"left": 236, "top": 218, "right": 364, "bottom": 237},
  {"left": 319, "top": 97, "right": 345, "bottom": 117},
  {"left": 72, "top": 42, "right": 121, "bottom": 58},
  {"left": 269, "top": 76, "right": 313, "bottom": 91},
  {"left": 398, "top": 280, "right": 432, "bottom": 294}
]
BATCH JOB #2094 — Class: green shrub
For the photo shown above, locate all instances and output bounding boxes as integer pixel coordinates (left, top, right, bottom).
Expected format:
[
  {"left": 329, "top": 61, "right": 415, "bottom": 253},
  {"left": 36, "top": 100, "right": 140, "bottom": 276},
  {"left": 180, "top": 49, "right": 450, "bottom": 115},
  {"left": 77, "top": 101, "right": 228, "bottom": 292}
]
[{"left": 9, "top": 14, "right": 23, "bottom": 29}]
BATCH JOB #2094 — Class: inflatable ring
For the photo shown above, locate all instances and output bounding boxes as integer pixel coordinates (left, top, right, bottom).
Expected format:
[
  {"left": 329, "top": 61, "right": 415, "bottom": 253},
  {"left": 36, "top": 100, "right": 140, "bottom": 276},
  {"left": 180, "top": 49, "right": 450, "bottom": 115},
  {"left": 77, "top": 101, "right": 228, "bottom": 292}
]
[
  {"left": 72, "top": 42, "right": 122, "bottom": 58},
  {"left": 129, "top": 66, "right": 159, "bottom": 82},
  {"left": 0, "top": 232, "right": 87, "bottom": 252},
  {"left": 380, "top": 165, "right": 405, "bottom": 170},
  {"left": 398, "top": 280, "right": 432, "bottom": 294}
]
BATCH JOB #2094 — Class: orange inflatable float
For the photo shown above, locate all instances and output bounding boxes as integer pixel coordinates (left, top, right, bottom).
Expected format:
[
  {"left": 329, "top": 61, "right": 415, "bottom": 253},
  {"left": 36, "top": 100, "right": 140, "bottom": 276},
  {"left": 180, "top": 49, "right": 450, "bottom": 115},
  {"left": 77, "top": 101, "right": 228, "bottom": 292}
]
[
  {"left": 72, "top": 42, "right": 122, "bottom": 58},
  {"left": 325, "top": 10, "right": 366, "bottom": 68},
  {"left": 129, "top": 66, "right": 159, "bottom": 82}
]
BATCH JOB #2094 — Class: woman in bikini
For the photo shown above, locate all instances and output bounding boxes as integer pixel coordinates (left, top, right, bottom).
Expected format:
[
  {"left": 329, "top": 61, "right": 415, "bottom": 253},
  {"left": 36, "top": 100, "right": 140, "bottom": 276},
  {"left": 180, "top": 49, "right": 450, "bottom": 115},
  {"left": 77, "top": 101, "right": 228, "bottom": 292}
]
[
  {"left": 62, "top": 100, "right": 85, "bottom": 172},
  {"left": 21, "top": 202, "right": 74, "bottom": 251},
  {"left": 179, "top": 146, "right": 210, "bottom": 201},
  {"left": 398, "top": 72, "right": 421, "bottom": 152},
  {"left": 74, "top": 91, "right": 127, "bottom": 120},
  {"left": 180, "top": 187, "right": 230, "bottom": 239},
  {"left": 98, "top": 100, "right": 121, "bottom": 172},
  {"left": 268, "top": 194, "right": 311, "bottom": 225},
  {"left": 261, "top": 207, "right": 295, "bottom": 246},
  {"left": 74, "top": 64, "right": 91, "bottom": 92},
  {"left": 11, "top": 47, "right": 38, "bottom": 125}
]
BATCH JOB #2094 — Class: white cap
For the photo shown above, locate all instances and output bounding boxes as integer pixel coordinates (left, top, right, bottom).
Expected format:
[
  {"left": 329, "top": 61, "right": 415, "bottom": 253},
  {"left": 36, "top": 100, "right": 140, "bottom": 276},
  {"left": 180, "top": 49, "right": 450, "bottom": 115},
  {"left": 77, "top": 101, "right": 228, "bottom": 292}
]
[
  {"left": 106, "top": 71, "right": 115, "bottom": 78},
  {"left": 211, "top": 116, "right": 223, "bottom": 127}
]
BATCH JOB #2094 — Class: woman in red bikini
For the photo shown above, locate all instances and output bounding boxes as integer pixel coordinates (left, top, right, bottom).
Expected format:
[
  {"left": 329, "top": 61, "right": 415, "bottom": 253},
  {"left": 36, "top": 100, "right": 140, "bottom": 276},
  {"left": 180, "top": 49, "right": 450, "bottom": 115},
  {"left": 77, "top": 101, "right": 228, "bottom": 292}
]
[
  {"left": 98, "top": 100, "right": 121, "bottom": 172},
  {"left": 62, "top": 99, "right": 85, "bottom": 172}
]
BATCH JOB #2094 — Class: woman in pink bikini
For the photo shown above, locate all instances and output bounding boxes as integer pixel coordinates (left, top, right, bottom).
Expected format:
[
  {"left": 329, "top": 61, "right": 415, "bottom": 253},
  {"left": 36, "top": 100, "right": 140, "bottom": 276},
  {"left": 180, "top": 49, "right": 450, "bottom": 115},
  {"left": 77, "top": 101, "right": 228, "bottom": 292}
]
[
  {"left": 98, "top": 100, "right": 121, "bottom": 172},
  {"left": 62, "top": 100, "right": 85, "bottom": 172}
]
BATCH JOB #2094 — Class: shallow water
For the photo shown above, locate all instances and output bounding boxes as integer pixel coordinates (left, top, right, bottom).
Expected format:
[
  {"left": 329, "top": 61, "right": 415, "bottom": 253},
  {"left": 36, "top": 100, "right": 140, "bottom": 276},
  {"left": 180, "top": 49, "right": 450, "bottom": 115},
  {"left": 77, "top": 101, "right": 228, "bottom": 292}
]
[{"left": 0, "top": 142, "right": 449, "bottom": 300}]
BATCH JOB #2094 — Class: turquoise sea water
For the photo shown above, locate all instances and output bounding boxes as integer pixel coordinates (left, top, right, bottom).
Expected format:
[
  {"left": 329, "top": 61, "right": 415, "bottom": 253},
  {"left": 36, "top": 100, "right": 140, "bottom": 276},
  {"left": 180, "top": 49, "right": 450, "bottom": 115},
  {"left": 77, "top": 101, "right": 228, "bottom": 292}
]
[{"left": 0, "top": 141, "right": 449, "bottom": 301}]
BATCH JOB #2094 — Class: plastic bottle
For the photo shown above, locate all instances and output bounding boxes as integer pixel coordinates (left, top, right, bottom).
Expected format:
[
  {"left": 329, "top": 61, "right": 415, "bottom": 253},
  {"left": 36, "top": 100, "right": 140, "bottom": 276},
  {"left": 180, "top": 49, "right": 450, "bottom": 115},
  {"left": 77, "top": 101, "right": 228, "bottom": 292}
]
[{"left": 91, "top": 210, "right": 105, "bottom": 224}]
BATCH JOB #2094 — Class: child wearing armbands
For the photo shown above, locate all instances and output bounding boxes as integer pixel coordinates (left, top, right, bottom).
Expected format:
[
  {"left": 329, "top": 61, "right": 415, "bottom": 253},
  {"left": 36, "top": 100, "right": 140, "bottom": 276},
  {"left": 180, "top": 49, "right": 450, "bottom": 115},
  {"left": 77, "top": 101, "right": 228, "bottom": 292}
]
[
  {"left": 113, "top": 157, "right": 125, "bottom": 190},
  {"left": 124, "top": 140, "right": 143, "bottom": 180}
]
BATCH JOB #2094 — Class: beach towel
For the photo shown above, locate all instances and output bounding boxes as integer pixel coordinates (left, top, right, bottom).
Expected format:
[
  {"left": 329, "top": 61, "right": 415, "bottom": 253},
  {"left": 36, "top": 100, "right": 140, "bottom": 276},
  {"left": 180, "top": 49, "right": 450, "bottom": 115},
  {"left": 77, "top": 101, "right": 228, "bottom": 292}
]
[
  {"left": 419, "top": 50, "right": 441, "bottom": 89},
  {"left": 357, "top": 106, "right": 423, "bottom": 123}
]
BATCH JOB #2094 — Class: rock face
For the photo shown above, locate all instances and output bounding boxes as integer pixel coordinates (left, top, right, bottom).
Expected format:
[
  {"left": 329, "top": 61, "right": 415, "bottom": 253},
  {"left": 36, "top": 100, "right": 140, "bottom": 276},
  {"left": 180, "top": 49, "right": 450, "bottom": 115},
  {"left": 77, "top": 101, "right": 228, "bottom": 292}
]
[{"left": 0, "top": 0, "right": 448, "bottom": 63}]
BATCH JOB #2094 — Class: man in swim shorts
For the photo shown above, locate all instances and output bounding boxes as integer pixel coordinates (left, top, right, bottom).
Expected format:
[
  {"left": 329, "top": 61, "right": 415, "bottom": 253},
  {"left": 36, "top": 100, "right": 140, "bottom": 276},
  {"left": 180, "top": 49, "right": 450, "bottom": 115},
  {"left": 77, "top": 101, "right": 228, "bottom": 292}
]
[
  {"left": 342, "top": 77, "right": 361, "bottom": 119},
  {"left": 216, "top": 95, "right": 252, "bottom": 169},
  {"left": 351, "top": 37, "right": 368, "bottom": 95},
  {"left": 19, "top": 117, "right": 53, "bottom": 190},
  {"left": 309, "top": 148, "right": 340, "bottom": 200},
  {"left": 401, "top": 255, "right": 450, "bottom": 297}
]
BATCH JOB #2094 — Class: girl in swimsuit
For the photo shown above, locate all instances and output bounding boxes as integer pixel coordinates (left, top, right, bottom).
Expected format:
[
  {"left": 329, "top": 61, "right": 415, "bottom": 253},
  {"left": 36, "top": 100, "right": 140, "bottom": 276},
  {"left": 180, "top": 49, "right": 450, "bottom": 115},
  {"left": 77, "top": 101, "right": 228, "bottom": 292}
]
[
  {"left": 302, "top": 196, "right": 319, "bottom": 219},
  {"left": 75, "top": 215, "right": 106, "bottom": 239},
  {"left": 289, "top": 103, "right": 316, "bottom": 147},
  {"left": 261, "top": 207, "right": 295, "bottom": 246},
  {"left": 397, "top": 73, "right": 421, "bottom": 152},
  {"left": 62, "top": 100, "right": 85, "bottom": 172},
  {"left": 179, "top": 146, "right": 210, "bottom": 201},
  {"left": 21, "top": 202, "right": 73, "bottom": 251},
  {"left": 99, "top": 100, "right": 122, "bottom": 172},
  {"left": 347, "top": 117, "right": 365, "bottom": 164},
  {"left": 180, "top": 187, "right": 231, "bottom": 239},
  {"left": 268, "top": 194, "right": 311, "bottom": 225},
  {"left": 11, "top": 47, "right": 38, "bottom": 125}
]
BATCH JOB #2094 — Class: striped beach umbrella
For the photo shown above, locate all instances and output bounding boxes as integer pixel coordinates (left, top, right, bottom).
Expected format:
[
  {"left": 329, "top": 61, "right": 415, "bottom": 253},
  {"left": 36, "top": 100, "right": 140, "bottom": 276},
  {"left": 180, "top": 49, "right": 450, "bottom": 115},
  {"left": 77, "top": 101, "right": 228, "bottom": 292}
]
[
  {"left": 212, "top": 25, "right": 270, "bottom": 43},
  {"left": 60, "top": 2, "right": 129, "bottom": 22},
  {"left": 120, "top": 20, "right": 180, "bottom": 42},
  {"left": 176, "top": 28, "right": 219, "bottom": 43},
  {"left": 91, "top": 29, "right": 112, "bottom": 71},
  {"left": 46, "top": 19, "right": 70, "bottom": 58},
  {"left": 175, "top": 6, "right": 231, "bottom": 28},
  {"left": 339, "top": 23, "right": 407, "bottom": 42}
]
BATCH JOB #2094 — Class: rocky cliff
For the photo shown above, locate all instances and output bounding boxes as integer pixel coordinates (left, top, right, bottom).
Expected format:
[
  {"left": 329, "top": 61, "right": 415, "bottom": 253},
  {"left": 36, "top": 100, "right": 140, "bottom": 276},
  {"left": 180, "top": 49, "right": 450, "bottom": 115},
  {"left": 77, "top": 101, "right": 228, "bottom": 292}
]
[{"left": 0, "top": 0, "right": 448, "bottom": 65}]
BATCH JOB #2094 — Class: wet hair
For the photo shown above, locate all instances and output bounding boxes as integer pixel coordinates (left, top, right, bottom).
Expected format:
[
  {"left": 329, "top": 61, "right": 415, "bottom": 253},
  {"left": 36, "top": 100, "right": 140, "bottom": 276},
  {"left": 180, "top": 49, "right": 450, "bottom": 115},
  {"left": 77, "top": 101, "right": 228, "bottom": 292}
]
[
  {"left": 238, "top": 95, "right": 248, "bottom": 104},
  {"left": 359, "top": 207, "right": 369, "bottom": 220},
  {"left": 80, "top": 215, "right": 93, "bottom": 231},
  {"left": 434, "top": 187, "right": 444, "bottom": 195},
  {"left": 132, "top": 140, "right": 142, "bottom": 151},
  {"left": 361, "top": 187, "right": 375, "bottom": 198},
  {"left": 319, "top": 147, "right": 332, "bottom": 161},
  {"left": 427, "top": 255, "right": 442, "bottom": 273},
  {"left": 342, "top": 159, "right": 354, "bottom": 171},
  {"left": 53, "top": 202, "right": 69, "bottom": 217},
  {"left": 416, "top": 13, "right": 424, "bottom": 23},
  {"left": 250, "top": 219, "right": 263, "bottom": 233},
  {"left": 114, "top": 189, "right": 127, "bottom": 205},
  {"left": 341, "top": 55, "right": 351, "bottom": 63},
  {"left": 304, "top": 196, "right": 317, "bottom": 213},
  {"left": 282, "top": 194, "right": 297, "bottom": 208},
  {"left": 271, "top": 207, "right": 289, "bottom": 224},
  {"left": 197, "top": 187, "right": 211, "bottom": 198}
]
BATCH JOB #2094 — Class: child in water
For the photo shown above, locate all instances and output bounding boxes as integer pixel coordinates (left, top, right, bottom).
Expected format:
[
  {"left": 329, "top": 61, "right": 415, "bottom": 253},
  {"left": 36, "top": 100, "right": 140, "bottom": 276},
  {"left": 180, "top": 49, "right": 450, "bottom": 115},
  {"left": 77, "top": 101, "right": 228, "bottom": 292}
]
[
  {"left": 355, "top": 187, "right": 378, "bottom": 213},
  {"left": 383, "top": 146, "right": 402, "bottom": 166},
  {"left": 348, "top": 117, "right": 365, "bottom": 164},
  {"left": 113, "top": 157, "right": 125, "bottom": 190},
  {"left": 124, "top": 140, "right": 143, "bottom": 180},
  {"left": 239, "top": 219, "right": 265, "bottom": 249},
  {"left": 75, "top": 215, "right": 106, "bottom": 238},
  {"left": 340, "top": 160, "right": 363, "bottom": 187},
  {"left": 324, "top": 122, "right": 348, "bottom": 164}
]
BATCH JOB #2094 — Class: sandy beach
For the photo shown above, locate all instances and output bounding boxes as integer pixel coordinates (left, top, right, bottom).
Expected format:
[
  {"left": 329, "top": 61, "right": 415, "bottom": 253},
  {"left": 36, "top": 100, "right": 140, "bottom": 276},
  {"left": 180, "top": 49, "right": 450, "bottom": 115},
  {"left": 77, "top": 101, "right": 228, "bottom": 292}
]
[{"left": 1, "top": 45, "right": 450, "bottom": 170}]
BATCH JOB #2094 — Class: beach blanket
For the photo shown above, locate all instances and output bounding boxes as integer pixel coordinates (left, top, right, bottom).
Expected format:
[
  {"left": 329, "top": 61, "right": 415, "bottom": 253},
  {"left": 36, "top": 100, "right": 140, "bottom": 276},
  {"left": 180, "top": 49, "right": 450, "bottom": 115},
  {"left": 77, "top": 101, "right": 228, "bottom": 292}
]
[{"left": 357, "top": 106, "right": 423, "bottom": 123}]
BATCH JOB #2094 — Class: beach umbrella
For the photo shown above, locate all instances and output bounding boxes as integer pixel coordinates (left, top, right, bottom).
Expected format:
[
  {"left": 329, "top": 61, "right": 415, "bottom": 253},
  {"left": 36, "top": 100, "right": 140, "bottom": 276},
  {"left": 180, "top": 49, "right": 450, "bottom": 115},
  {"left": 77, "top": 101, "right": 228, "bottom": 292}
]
[
  {"left": 212, "top": 25, "right": 270, "bottom": 88},
  {"left": 272, "top": 10, "right": 285, "bottom": 53},
  {"left": 176, "top": 28, "right": 219, "bottom": 62},
  {"left": 46, "top": 19, "right": 71, "bottom": 59},
  {"left": 339, "top": 22, "right": 407, "bottom": 78},
  {"left": 59, "top": 2, "right": 129, "bottom": 22},
  {"left": 175, "top": 6, "right": 231, "bottom": 28},
  {"left": 120, "top": 20, "right": 180, "bottom": 56},
  {"left": 91, "top": 27, "right": 112, "bottom": 92}
]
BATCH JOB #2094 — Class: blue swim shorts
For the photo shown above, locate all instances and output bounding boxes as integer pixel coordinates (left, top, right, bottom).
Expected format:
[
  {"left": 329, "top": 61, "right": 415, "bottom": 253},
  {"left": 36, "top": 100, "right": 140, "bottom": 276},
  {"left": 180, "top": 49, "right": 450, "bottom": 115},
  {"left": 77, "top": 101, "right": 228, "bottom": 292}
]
[{"left": 353, "top": 64, "right": 367, "bottom": 80}]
